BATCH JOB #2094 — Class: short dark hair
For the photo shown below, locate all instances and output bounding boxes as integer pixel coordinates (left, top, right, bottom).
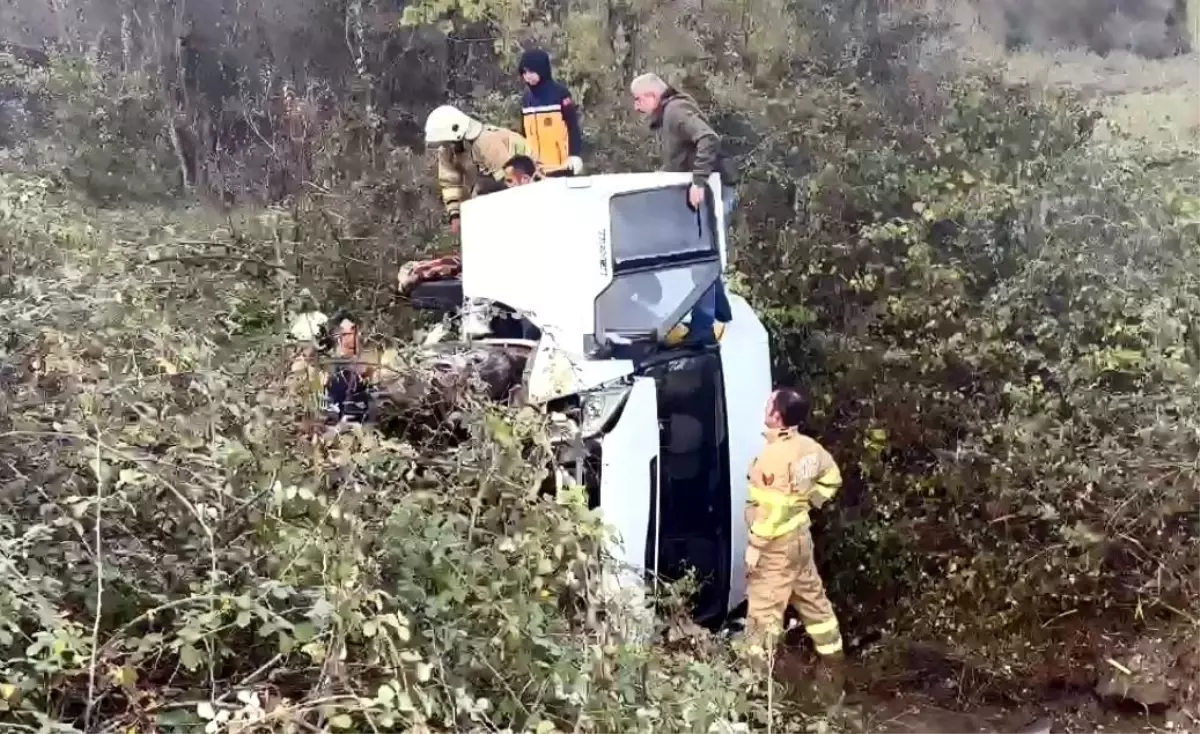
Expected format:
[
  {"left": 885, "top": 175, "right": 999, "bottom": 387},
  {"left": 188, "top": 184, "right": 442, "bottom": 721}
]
[
  {"left": 504, "top": 154, "right": 537, "bottom": 177},
  {"left": 772, "top": 388, "right": 809, "bottom": 428}
]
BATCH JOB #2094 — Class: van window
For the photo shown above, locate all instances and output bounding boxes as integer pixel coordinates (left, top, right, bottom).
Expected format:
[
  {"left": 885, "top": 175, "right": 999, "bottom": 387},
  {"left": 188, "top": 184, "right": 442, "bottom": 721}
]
[
  {"left": 609, "top": 186, "right": 718, "bottom": 265},
  {"left": 593, "top": 262, "right": 720, "bottom": 338}
]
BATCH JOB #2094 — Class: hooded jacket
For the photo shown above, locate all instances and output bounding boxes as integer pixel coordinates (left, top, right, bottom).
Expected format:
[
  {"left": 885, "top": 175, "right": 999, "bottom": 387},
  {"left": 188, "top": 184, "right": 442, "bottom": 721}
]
[
  {"left": 518, "top": 49, "right": 582, "bottom": 168},
  {"left": 650, "top": 88, "right": 738, "bottom": 187}
]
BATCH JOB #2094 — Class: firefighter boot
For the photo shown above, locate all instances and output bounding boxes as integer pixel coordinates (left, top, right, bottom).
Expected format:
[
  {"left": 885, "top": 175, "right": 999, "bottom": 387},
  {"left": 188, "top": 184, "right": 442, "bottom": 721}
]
[{"left": 813, "top": 649, "right": 846, "bottom": 707}]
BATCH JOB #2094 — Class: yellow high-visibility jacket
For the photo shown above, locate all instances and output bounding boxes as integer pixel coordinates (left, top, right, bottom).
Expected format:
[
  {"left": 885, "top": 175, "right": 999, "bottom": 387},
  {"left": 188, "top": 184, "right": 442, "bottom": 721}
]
[{"left": 745, "top": 427, "right": 842, "bottom": 546}]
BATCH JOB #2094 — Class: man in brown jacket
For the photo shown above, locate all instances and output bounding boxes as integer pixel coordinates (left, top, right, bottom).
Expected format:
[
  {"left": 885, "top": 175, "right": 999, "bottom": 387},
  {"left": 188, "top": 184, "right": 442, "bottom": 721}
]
[
  {"left": 630, "top": 73, "right": 738, "bottom": 345},
  {"left": 631, "top": 73, "right": 739, "bottom": 207}
]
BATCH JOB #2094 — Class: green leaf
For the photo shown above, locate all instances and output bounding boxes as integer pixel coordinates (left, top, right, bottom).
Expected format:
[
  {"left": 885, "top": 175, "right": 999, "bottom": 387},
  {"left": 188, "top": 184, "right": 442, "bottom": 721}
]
[
  {"left": 486, "top": 414, "right": 514, "bottom": 446},
  {"left": 330, "top": 714, "right": 354, "bottom": 729},
  {"left": 376, "top": 683, "right": 395, "bottom": 706},
  {"left": 293, "top": 622, "right": 316, "bottom": 643},
  {"left": 178, "top": 644, "right": 202, "bottom": 672}
]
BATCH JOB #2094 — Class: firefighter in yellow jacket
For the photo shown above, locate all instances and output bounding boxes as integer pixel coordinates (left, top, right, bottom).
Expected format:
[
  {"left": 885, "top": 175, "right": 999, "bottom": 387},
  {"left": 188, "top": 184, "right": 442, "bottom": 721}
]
[
  {"left": 744, "top": 388, "right": 844, "bottom": 665},
  {"left": 424, "top": 105, "right": 533, "bottom": 233}
]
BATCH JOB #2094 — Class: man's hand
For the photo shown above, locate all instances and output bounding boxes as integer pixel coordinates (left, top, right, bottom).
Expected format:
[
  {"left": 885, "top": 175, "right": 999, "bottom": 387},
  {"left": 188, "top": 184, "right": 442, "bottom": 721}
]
[
  {"left": 449, "top": 216, "right": 461, "bottom": 234},
  {"left": 744, "top": 545, "right": 761, "bottom": 578},
  {"left": 688, "top": 183, "right": 706, "bottom": 209},
  {"left": 567, "top": 156, "right": 584, "bottom": 175}
]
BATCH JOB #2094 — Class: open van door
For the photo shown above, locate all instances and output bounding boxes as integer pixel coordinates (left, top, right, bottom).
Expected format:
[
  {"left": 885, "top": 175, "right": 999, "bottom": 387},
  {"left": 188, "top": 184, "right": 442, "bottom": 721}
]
[{"left": 591, "top": 178, "right": 725, "bottom": 348}]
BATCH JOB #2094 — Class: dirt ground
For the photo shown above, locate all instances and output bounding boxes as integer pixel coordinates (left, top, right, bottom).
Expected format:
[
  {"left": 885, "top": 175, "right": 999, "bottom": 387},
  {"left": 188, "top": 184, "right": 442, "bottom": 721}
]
[{"left": 775, "top": 641, "right": 1189, "bottom": 734}]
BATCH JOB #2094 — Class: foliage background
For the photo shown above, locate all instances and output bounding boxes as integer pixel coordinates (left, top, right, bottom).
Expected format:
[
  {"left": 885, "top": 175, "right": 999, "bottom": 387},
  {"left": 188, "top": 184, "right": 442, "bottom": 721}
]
[{"left": 0, "top": 0, "right": 1198, "bottom": 730}]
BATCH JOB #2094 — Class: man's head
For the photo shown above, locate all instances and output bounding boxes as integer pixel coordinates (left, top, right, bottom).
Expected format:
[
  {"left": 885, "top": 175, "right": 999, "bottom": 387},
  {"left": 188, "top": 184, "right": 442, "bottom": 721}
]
[
  {"left": 630, "top": 72, "right": 669, "bottom": 117},
  {"left": 504, "top": 155, "right": 538, "bottom": 187},
  {"left": 764, "top": 388, "right": 808, "bottom": 430},
  {"left": 315, "top": 309, "right": 358, "bottom": 357},
  {"left": 333, "top": 316, "right": 359, "bottom": 357}
]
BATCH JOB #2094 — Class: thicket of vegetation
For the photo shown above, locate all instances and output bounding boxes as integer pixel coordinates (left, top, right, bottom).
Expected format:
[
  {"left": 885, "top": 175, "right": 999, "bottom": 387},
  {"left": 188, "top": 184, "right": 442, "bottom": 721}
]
[{"left": 0, "top": 0, "right": 1197, "bottom": 731}]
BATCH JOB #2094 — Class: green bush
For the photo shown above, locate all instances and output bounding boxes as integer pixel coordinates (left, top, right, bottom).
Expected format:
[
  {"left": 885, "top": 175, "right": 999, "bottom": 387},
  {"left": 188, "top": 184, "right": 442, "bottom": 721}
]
[
  {"left": 732, "top": 69, "right": 1200, "bottom": 674},
  {"left": 0, "top": 0, "right": 1197, "bottom": 725},
  {"left": 0, "top": 54, "right": 178, "bottom": 203},
  {"left": 0, "top": 171, "right": 802, "bottom": 733}
]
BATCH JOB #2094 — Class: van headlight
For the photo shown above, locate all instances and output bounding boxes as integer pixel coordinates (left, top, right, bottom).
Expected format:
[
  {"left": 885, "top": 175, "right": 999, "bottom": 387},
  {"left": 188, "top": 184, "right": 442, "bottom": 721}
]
[{"left": 578, "top": 384, "right": 631, "bottom": 438}]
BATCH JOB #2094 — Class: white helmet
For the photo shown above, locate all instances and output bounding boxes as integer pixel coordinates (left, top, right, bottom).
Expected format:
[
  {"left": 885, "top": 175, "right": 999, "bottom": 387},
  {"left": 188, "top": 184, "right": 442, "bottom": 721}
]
[
  {"left": 289, "top": 311, "right": 328, "bottom": 341},
  {"left": 424, "top": 105, "right": 482, "bottom": 144}
]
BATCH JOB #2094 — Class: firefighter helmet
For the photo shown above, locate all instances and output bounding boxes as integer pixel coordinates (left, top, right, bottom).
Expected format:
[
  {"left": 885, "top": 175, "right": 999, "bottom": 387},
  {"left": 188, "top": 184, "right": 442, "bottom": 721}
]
[
  {"left": 290, "top": 311, "right": 329, "bottom": 341},
  {"left": 424, "top": 105, "right": 482, "bottom": 144}
]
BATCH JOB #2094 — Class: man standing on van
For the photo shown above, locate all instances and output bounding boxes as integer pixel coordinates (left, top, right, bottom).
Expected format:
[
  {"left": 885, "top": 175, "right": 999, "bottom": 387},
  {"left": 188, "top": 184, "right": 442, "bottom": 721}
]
[
  {"left": 518, "top": 48, "right": 584, "bottom": 176},
  {"left": 630, "top": 72, "right": 737, "bottom": 344},
  {"left": 744, "top": 389, "right": 845, "bottom": 688}
]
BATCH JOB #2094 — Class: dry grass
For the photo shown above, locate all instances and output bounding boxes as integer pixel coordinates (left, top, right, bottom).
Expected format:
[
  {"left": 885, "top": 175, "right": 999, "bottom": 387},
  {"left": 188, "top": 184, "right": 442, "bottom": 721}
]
[
  {"left": 939, "top": 7, "right": 1200, "bottom": 149},
  {"left": 1002, "top": 48, "right": 1200, "bottom": 146}
]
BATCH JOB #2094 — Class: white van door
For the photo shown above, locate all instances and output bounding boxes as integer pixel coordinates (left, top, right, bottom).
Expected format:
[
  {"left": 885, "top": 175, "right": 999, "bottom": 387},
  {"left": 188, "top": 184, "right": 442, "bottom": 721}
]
[
  {"left": 598, "top": 376, "right": 662, "bottom": 581},
  {"left": 717, "top": 293, "right": 772, "bottom": 610},
  {"left": 593, "top": 183, "right": 725, "bottom": 345},
  {"left": 595, "top": 376, "right": 661, "bottom": 641}
]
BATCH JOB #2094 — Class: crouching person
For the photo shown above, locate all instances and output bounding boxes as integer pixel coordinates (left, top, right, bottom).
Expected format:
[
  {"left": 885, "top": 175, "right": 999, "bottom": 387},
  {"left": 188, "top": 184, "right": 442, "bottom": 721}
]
[
  {"left": 424, "top": 105, "right": 534, "bottom": 234},
  {"left": 288, "top": 310, "right": 400, "bottom": 431}
]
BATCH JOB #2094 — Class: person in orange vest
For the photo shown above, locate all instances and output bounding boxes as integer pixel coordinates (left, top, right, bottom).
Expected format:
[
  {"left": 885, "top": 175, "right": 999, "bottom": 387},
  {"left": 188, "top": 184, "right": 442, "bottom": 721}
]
[
  {"left": 517, "top": 48, "right": 583, "bottom": 176},
  {"left": 743, "top": 388, "right": 845, "bottom": 689}
]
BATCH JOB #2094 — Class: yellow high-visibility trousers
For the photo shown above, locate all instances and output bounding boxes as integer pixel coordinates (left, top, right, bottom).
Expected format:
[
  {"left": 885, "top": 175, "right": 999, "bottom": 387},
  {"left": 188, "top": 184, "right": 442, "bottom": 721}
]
[{"left": 745, "top": 526, "right": 843, "bottom": 656}]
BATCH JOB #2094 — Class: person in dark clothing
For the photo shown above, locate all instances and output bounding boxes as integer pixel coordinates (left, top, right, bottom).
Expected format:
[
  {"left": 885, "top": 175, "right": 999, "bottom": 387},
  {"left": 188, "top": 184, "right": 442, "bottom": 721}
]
[
  {"left": 518, "top": 48, "right": 584, "bottom": 175},
  {"left": 630, "top": 72, "right": 738, "bottom": 208},
  {"left": 630, "top": 72, "right": 738, "bottom": 346},
  {"left": 315, "top": 310, "right": 372, "bottom": 424}
]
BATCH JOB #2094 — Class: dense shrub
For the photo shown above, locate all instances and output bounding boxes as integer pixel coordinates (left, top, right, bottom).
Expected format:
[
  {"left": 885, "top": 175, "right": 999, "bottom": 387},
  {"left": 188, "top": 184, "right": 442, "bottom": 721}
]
[
  {"left": 0, "top": 172, "right": 798, "bottom": 733},
  {"left": 714, "top": 33, "right": 1200, "bottom": 676},
  {"left": 0, "top": 0, "right": 1197, "bottom": 728}
]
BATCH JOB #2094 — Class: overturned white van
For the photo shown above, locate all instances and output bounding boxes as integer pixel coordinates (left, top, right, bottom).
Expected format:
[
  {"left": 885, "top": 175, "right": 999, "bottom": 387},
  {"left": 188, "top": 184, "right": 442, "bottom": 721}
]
[{"left": 410, "top": 171, "right": 773, "bottom": 626}]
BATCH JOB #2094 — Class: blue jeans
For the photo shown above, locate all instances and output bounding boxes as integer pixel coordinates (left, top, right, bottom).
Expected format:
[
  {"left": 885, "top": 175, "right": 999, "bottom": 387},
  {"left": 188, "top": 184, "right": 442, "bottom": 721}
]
[{"left": 686, "top": 186, "right": 737, "bottom": 344}]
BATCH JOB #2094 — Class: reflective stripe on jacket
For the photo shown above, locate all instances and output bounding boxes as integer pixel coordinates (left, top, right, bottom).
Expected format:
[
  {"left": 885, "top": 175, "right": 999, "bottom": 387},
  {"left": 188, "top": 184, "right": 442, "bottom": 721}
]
[
  {"left": 745, "top": 427, "right": 842, "bottom": 542},
  {"left": 435, "top": 126, "right": 531, "bottom": 217},
  {"left": 522, "top": 103, "right": 574, "bottom": 168}
]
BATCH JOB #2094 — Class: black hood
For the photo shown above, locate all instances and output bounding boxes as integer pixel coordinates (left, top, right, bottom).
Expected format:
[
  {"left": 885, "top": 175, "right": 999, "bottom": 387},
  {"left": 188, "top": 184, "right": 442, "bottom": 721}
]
[{"left": 518, "top": 48, "right": 553, "bottom": 85}]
